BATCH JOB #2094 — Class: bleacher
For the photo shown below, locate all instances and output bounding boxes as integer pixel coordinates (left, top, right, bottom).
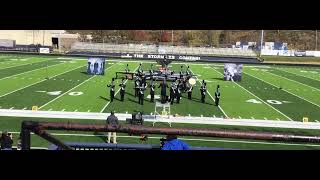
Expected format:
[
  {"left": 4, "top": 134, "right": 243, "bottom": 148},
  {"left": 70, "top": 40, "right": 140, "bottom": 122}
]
[{"left": 70, "top": 42, "right": 257, "bottom": 57}]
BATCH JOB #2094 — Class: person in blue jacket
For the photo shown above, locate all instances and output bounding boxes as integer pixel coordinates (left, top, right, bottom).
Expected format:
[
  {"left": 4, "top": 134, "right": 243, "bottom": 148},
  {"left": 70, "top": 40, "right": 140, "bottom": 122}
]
[{"left": 161, "top": 135, "right": 190, "bottom": 150}]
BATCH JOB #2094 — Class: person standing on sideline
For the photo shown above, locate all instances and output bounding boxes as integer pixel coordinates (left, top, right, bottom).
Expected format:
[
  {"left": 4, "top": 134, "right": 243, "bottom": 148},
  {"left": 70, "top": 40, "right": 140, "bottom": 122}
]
[
  {"left": 106, "top": 111, "right": 119, "bottom": 144},
  {"left": 215, "top": 85, "right": 221, "bottom": 106},
  {"left": 107, "top": 78, "right": 115, "bottom": 102}
]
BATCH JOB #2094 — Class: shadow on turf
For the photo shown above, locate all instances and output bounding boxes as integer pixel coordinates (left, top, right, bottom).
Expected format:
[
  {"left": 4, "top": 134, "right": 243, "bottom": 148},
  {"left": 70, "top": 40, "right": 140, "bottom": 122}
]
[
  {"left": 99, "top": 96, "right": 109, "bottom": 101},
  {"left": 211, "top": 77, "right": 224, "bottom": 81}
]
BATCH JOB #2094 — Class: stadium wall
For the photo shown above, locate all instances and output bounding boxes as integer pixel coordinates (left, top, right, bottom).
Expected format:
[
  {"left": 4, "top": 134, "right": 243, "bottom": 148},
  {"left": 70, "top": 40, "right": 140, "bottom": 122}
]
[
  {"left": 261, "top": 49, "right": 320, "bottom": 57},
  {"left": 2, "top": 51, "right": 320, "bottom": 67},
  {"left": 0, "top": 30, "right": 52, "bottom": 46}
]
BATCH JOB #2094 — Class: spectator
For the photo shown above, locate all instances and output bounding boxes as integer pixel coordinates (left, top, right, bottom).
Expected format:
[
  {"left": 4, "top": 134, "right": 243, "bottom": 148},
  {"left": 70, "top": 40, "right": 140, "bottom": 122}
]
[
  {"left": 106, "top": 111, "right": 119, "bottom": 144},
  {"left": 0, "top": 131, "right": 13, "bottom": 150},
  {"left": 161, "top": 135, "right": 190, "bottom": 150}
]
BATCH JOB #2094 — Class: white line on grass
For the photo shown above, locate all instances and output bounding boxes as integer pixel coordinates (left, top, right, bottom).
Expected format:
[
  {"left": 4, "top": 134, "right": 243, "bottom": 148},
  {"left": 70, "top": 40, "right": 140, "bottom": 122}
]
[
  {"left": 0, "top": 65, "right": 86, "bottom": 98},
  {"left": 189, "top": 68, "right": 228, "bottom": 118},
  {"left": 209, "top": 67, "right": 292, "bottom": 121},
  {"left": 39, "top": 62, "right": 119, "bottom": 110},
  {"left": 245, "top": 72, "right": 320, "bottom": 109},
  {"left": 0, "top": 62, "right": 64, "bottom": 81},
  {"left": 0, "top": 59, "right": 47, "bottom": 70},
  {"left": 100, "top": 64, "right": 140, "bottom": 113},
  {"left": 278, "top": 68, "right": 320, "bottom": 82},
  {"left": 265, "top": 71, "right": 320, "bottom": 92},
  {"left": 9, "top": 107, "right": 14, "bottom": 109},
  {"left": 39, "top": 76, "right": 96, "bottom": 109}
]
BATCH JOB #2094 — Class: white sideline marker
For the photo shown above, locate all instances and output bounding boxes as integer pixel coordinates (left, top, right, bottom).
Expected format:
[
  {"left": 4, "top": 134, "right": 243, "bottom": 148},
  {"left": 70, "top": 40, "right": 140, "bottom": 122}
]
[
  {"left": 10, "top": 107, "right": 14, "bottom": 109},
  {"left": 74, "top": 109, "right": 78, "bottom": 112},
  {"left": 238, "top": 116, "right": 242, "bottom": 119}
]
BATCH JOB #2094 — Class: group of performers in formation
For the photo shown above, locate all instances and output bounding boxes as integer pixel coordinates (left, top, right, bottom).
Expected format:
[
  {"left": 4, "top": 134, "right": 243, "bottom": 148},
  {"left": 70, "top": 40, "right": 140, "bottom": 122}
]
[{"left": 107, "top": 63, "right": 221, "bottom": 106}]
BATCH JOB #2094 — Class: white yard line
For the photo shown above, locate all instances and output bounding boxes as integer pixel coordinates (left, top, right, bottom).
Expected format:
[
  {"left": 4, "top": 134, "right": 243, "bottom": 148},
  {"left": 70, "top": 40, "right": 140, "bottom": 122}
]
[
  {"left": 0, "top": 65, "right": 86, "bottom": 98},
  {"left": 278, "top": 68, "right": 320, "bottom": 82},
  {"left": 265, "top": 71, "right": 320, "bottom": 92},
  {"left": 0, "top": 59, "right": 47, "bottom": 70},
  {"left": 100, "top": 64, "right": 140, "bottom": 113},
  {"left": 39, "top": 76, "right": 96, "bottom": 109},
  {"left": 40, "top": 63, "right": 118, "bottom": 110},
  {"left": 0, "top": 62, "right": 65, "bottom": 81},
  {"left": 189, "top": 68, "right": 228, "bottom": 118},
  {"left": 209, "top": 66, "right": 292, "bottom": 121},
  {"left": 245, "top": 72, "right": 320, "bottom": 109}
]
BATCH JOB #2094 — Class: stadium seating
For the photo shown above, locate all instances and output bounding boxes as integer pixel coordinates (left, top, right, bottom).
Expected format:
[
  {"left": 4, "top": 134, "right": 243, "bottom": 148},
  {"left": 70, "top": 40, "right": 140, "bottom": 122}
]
[{"left": 70, "top": 42, "right": 257, "bottom": 57}]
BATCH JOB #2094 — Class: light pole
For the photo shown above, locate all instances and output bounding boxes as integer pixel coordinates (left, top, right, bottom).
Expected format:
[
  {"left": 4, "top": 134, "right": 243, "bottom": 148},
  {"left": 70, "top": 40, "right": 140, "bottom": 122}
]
[
  {"left": 260, "top": 30, "right": 264, "bottom": 57},
  {"left": 316, "top": 30, "right": 318, "bottom": 51},
  {"left": 171, "top": 30, "right": 173, "bottom": 46}
]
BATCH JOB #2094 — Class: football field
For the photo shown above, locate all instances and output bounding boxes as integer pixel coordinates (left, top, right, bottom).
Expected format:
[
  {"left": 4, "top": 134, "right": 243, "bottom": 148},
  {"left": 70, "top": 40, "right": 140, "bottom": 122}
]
[
  {"left": 0, "top": 54, "right": 320, "bottom": 149},
  {"left": 0, "top": 54, "right": 319, "bottom": 121}
]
